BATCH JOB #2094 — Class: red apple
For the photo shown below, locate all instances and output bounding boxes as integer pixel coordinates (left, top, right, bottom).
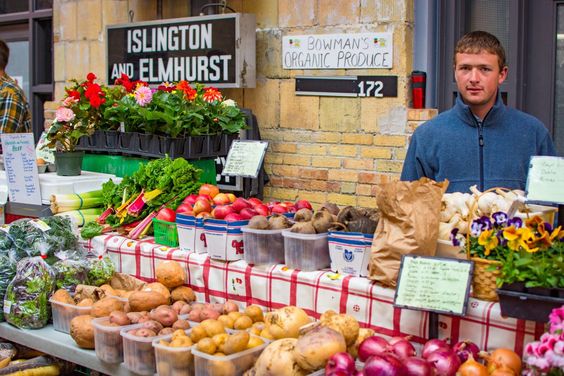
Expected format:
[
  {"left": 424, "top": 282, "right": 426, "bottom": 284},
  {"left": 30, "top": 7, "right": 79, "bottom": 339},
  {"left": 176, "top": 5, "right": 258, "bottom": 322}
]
[
  {"left": 254, "top": 204, "right": 269, "bottom": 216},
  {"left": 232, "top": 197, "right": 252, "bottom": 213},
  {"left": 213, "top": 193, "right": 231, "bottom": 206},
  {"left": 176, "top": 203, "right": 193, "bottom": 214},
  {"left": 199, "top": 183, "right": 220, "bottom": 198},
  {"left": 212, "top": 205, "right": 236, "bottom": 219},
  {"left": 224, "top": 213, "right": 244, "bottom": 222},
  {"left": 197, "top": 194, "right": 213, "bottom": 203},
  {"left": 196, "top": 212, "right": 211, "bottom": 218},
  {"left": 239, "top": 207, "right": 259, "bottom": 220},
  {"left": 295, "top": 199, "right": 313, "bottom": 210},
  {"left": 193, "top": 198, "right": 212, "bottom": 215},
  {"left": 247, "top": 197, "right": 263, "bottom": 207},
  {"left": 226, "top": 193, "right": 237, "bottom": 203},
  {"left": 271, "top": 204, "right": 288, "bottom": 214},
  {"left": 267, "top": 201, "right": 280, "bottom": 210},
  {"left": 183, "top": 194, "right": 199, "bottom": 206},
  {"left": 156, "top": 207, "right": 176, "bottom": 222}
]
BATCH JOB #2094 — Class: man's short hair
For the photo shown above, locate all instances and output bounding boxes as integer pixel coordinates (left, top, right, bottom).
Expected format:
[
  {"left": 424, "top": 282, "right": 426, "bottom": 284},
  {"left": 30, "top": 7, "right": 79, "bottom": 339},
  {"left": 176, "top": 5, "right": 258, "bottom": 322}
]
[
  {"left": 0, "top": 40, "right": 9, "bottom": 70},
  {"left": 454, "top": 31, "right": 506, "bottom": 71}
]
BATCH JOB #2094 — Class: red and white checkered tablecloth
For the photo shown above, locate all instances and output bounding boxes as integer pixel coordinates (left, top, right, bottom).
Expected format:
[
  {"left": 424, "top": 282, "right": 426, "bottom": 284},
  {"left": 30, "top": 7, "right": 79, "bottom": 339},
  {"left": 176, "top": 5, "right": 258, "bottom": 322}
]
[{"left": 85, "top": 234, "right": 544, "bottom": 356}]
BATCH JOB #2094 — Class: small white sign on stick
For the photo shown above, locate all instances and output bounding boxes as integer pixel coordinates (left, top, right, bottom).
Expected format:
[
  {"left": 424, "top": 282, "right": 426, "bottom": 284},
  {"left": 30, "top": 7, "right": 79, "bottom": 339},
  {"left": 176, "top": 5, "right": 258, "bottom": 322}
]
[
  {"left": 222, "top": 140, "right": 268, "bottom": 178},
  {"left": 526, "top": 156, "right": 564, "bottom": 205},
  {"left": 1, "top": 133, "right": 42, "bottom": 205}
]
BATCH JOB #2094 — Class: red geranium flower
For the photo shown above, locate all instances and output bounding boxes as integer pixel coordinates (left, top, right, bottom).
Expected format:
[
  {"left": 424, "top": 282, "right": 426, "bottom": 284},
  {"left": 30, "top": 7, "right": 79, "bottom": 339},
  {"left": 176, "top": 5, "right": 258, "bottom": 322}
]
[
  {"left": 66, "top": 89, "right": 81, "bottom": 101},
  {"left": 87, "top": 72, "right": 97, "bottom": 82}
]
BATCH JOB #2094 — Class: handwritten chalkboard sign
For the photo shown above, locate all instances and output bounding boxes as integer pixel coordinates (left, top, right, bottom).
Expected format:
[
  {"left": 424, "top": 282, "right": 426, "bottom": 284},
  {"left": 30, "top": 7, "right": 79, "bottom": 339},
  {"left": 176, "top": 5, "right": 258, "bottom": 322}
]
[
  {"left": 1, "top": 133, "right": 42, "bottom": 205},
  {"left": 222, "top": 140, "right": 268, "bottom": 178},
  {"left": 394, "top": 255, "right": 474, "bottom": 316},
  {"left": 526, "top": 156, "right": 564, "bottom": 205}
]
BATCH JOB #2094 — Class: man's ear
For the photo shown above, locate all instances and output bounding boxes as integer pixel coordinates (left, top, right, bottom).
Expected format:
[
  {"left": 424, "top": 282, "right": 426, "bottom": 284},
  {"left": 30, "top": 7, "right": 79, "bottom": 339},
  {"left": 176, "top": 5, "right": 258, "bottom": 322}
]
[{"left": 498, "top": 65, "right": 508, "bottom": 85}]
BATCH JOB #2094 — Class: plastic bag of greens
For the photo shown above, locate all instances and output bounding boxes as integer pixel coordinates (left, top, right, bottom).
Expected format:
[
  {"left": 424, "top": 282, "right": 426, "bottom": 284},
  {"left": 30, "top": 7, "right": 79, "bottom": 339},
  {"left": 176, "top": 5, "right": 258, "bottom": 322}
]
[
  {"left": 52, "top": 251, "right": 89, "bottom": 293},
  {"left": 87, "top": 249, "right": 115, "bottom": 287},
  {"left": 0, "top": 252, "right": 17, "bottom": 321},
  {"left": 4, "top": 256, "right": 55, "bottom": 329},
  {"left": 0, "top": 227, "right": 14, "bottom": 251}
]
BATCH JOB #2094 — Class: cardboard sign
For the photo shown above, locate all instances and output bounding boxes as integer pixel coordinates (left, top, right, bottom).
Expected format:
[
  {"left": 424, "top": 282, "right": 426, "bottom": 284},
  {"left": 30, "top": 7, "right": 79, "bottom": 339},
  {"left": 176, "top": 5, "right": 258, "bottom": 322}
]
[
  {"left": 222, "top": 140, "right": 268, "bottom": 178},
  {"left": 394, "top": 255, "right": 473, "bottom": 316},
  {"left": 526, "top": 156, "right": 564, "bottom": 205},
  {"left": 1, "top": 133, "right": 42, "bottom": 205}
]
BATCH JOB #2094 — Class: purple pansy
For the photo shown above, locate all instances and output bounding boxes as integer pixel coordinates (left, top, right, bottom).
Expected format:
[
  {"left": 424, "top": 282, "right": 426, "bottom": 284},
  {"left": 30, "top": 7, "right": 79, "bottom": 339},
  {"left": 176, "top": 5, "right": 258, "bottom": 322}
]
[
  {"left": 507, "top": 217, "right": 523, "bottom": 229},
  {"left": 492, "top": 211, "right": 508, "bottom": 227}
]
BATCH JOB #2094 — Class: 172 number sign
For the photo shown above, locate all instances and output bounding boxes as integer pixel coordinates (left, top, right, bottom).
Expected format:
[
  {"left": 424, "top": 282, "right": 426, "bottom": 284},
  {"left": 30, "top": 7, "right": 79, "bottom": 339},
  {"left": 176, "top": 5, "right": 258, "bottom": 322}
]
[{"left": 295, "top": 75, "right": 397, "bottom": 98}]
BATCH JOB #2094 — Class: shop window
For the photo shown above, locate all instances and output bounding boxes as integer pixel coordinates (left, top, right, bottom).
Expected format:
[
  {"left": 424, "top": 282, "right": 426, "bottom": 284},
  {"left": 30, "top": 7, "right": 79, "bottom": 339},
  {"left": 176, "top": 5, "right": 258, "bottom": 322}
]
[
  {"left": 0, "top": 1, "right": 28, "bottom": 14},
  {"left": 34, "top": 0, "right": 52, "bottom": 10}
]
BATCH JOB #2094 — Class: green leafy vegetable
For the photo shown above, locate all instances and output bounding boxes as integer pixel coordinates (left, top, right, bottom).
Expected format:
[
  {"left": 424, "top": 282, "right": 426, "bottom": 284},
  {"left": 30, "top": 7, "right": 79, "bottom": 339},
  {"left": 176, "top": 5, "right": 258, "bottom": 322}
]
[{"left": 87, "top": 256, "right": 115, "bottom": 286}]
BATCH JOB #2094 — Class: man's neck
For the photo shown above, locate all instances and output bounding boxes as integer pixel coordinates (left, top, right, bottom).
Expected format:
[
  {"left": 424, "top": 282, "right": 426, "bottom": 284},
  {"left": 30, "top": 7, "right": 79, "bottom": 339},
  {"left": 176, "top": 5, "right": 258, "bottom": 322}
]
[{"left": 469, "top": 104, "right": 492, "bottom": 121}]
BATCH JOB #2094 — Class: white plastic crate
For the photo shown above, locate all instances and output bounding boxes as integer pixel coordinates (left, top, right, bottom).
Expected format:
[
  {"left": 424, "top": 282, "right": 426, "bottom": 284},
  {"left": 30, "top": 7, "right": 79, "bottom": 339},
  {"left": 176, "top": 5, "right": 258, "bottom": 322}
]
[
  {"left": 328, "top": 231, "right": 373, "bottom": 277},
  {"left": 204, "top": 218, "right": 249, "bottom": 261}
]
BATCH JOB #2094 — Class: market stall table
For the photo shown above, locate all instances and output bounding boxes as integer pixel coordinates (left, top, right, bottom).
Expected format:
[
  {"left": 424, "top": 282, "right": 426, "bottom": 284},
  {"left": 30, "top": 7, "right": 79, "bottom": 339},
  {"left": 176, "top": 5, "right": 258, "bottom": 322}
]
[{"left": 85, "top": 234, "right": 546, "bottom": 356}]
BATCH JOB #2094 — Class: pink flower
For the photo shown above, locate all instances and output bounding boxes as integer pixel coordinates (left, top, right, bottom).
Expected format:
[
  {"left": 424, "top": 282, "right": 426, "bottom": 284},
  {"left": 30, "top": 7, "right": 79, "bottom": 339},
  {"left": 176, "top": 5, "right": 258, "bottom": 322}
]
[
  {"left": 555, "top": 340, "right": 564, "bottom": 355},
  {"left": 55, "top": 107, "right": 75, "bottom": 123},
  {"left": 62, "top": 96, "right": 78, "bottom": 107},
  {"left": 134, "top": 86, "right": 153, "bottom": 106},
  {"left": 549, "top": 306, "right": 564, "bottom": 331}
]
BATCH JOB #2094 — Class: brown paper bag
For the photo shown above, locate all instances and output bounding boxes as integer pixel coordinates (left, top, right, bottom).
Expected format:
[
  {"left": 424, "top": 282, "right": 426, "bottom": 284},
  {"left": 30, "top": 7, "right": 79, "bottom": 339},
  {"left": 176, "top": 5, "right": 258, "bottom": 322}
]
[{"left": 368, "top": 178, "right": 448, "bottom": 287}]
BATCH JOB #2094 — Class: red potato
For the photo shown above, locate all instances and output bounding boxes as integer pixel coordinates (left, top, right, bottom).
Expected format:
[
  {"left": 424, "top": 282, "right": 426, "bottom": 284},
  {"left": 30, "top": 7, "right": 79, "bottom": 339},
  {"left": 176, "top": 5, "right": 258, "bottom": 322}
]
[
  {"left": 200, "top": 308, "right": 221, "bottom": 321},
  {"left": 223, "top": 301, "right": 239, "bottom": 314},
  {"left": 209, "top": 303, "right": 225, "bottom": 314},
  {"left": 179, "top": 304, "right": 192, "bottom": 315},
  {"left": 171, "top": 300, "right": 188, "bottom": 314},
  {"left": 188, "top": 309, "right": 202, "bottom": 322},
  {"left": 150, "top": 305, "right": 178, "bottom": 327},
  {"left": 141, "top": 320, "right": 164, "bottom": 333}
]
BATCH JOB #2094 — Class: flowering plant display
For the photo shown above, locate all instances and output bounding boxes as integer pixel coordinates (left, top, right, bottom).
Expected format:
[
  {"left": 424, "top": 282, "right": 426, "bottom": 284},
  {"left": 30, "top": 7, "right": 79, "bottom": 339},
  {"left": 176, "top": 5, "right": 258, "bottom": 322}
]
[
  {"left": 103, "top": 74, "right": 247, "bottom": 137},
  {"left": 451, "top": 213, "right": 564, "bottom": 288},
  {"left": 45, "top": 73, "right": 122, "bottom": 152},
  {"left": 523, "top": 305, "right": 564, "bottom": 375}
]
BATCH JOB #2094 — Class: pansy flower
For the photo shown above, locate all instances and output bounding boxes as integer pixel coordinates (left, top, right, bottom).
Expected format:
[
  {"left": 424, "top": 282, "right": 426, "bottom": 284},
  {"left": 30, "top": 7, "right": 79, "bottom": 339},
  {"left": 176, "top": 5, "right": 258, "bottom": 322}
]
[
  {"left": 507, "top": 216, "right": 523, "bottom": 229},
  {"left": 492, "top": 211, "right": 508, "bottom": 227},
  {"left": 450, "top": 228, "right": 466, "bottom": 248},
  {"left": 478, "top": 229, "right": 498, "bottom": 256}
]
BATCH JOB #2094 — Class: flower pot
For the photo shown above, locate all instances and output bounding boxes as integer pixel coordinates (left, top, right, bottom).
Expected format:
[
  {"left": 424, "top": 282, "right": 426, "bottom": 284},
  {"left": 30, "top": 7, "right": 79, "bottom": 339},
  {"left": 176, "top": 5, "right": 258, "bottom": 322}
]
[
  {"left": 500, "top": 282, "right": 526, "bottom": 292},
  {"left": 185, "top": 136, "right": 206, "bottom": 158},
  {"left": 497, "top": 288, "right": 564, "bottom": 322},
  {"left": 157, "top": 136, "right": 172, "bottom": 155},
  {"left": 526, "top": 286, "right": 553, "bottom": 296},
  {"left": 54, "top": 151, "right": 84, "bottom": 176},
  {"left": 118, "top": 132, "right": 139, "bottom": 151},
  {"left": 138, "top": 133, "right": 154, "bottom": 153},
  {"left": 169, "top": 137, "right": 185, "bottom": 158},
  {"left": 553, "top": 288, "right": 564, "bottom": 298},
  {"left": 103, "top": 130, "right": 119, "bottom": 152}
]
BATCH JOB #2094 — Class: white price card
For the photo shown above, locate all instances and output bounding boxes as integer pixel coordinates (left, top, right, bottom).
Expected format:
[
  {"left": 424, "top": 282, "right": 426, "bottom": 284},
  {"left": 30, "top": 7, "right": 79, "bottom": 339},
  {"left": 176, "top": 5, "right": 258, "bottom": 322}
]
[
  {"left": 526, "top": 156, "right": 564, "bottom": 205},
  {"left": 1, "top": 133, "right": 42, "bottom": 205},
  {"left": 222, "top": 140, "right": 268, "bottom": 178}
]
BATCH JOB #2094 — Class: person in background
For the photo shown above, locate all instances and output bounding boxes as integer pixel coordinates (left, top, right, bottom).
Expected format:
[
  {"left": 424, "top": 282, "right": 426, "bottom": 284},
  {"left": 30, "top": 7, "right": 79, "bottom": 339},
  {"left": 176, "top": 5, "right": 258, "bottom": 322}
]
[
  {"left": 401, "top": 31, "right": 557, "bottom": 193},
  {"left": 0, "top": 39, "right": 32, "bottom": 153}
]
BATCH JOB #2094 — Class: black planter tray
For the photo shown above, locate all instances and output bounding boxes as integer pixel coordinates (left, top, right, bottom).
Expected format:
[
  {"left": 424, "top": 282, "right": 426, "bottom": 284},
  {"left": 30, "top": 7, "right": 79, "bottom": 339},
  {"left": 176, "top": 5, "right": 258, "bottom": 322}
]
[{"left": 497, "top": 287, "right": 564, "bottom": 322}]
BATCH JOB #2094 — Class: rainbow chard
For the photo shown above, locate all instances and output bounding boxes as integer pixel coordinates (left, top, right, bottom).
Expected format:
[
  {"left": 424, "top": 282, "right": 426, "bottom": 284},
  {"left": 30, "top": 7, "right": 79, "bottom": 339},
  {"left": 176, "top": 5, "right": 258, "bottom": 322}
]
[
  {"left": 128, "top": 210, "right": 158, "bottom": 240},
  {"left": 97, "top": 207, "right": 115, "bottom": 224},
  {"left": 126, "top": 189, "right": 162, "bottom": 217}
]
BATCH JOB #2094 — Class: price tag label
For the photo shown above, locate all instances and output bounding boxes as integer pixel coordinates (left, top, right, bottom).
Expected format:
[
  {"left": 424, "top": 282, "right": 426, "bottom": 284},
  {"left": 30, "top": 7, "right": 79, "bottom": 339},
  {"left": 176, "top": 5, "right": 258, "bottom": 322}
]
[
  {"left": 526, "top": 156, "right": 564, "bottom": 205},
  {"left": 222, "top": 140, "right": 268, "bottom": 178},
  {"left": 394, "top": 255, "right": 474, "bottom": 316}
]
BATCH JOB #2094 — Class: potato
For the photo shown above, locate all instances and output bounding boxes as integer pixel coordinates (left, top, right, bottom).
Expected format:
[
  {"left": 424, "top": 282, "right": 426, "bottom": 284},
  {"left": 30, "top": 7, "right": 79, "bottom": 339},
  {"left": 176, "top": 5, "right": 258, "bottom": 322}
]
[
  {"left": 99, "top": 284, "right": 118, "bottom": 297},
  {"left": 233, "top": 315, "right": 253, "bottom": 330},
  {"left": 109, "top": 311, "right": 131, "bottom": 326},
  {"left": 169, "top": 336, "right": 193, "bottom": 348},
  {"left": 227, "top": 311, "right": 243, "bottom": 321},
  {"left": 209, "top": 303, "right": 225, "bottom": 314},
  {"left": 206, "top": 358, "right": 236, "bottom": 375},
  {"left": 128, "top": 291, "right": 168, "bottom": 312},
  {"left": 172, "top": 319, "right": 191, "bottom": 330},
  {"left": 156, "top": 260, "right": 186, "bottom": 289},
  {"left": 134, "top": 328, "right": 157, "bottom": 337},
  {"left": 171, "top": 300, "right": 188, "bottom": 314},
  {"left": 200, "top": 308, "right": 221, "bottom": 321},
  {"left": 200, "top": 319, "right": 225, "bottom": 337},
  {"left": 247, "top": 336, "right": 265, "bottom": 349},
  {"left": 196, "top": 337, "right": 217, "bottom": 354},
  {"left": 172, "top": 329, "right": 189, "bottom": 341},
  {"left": 223, "top": 300, "right": 239, "bottom": 314},
  {"left": 91, "top": 297, "right": 124, "bottom": 318},
  {"left": 126, "top": 312, "right": 144, "bottom": 324},
  {"left": 188, "top": 309, "right": 202, "bottom": 322},
  {"left": 265, "top": 306, "right": 311, "bottom": 339},
  {"left": 179, "top": 303, "right": 192, "bottom": 315},
  {"left": 249, "top": 322, "right": 265, "bottom": 336},
  {"left": 149, "top": 305, "right": 178, "bottom": 327},
  {"left": 252, "top": 338, "right": 306, "bottom": 376},
  {"left": 223, "top": 331, "right": 250, "bottom": 355},
  {"left": 51, "top": 289, "right": 75, "bottom": 305},
  {"left": 260, "top": 328, "right": 274, "bottom": 340},
  {"left": 217, "top": 315, "right": 234, "bottom": 329},
  {"left": 190, "top": 326, "right": 207, "bottom": 343},
  {"left": 159, "top": 327, "right": 175, "bottom": 336},
  {"left": 77, "top": 298, "right": 94, "bottom": 307},
  {"left": 70, "top": 315, "right": 95, "bottom": 349},
  {"left": 244, "top": 305, "right": 264, "bottom": 323},
  {"left": 143, "top": 282, "right": 171, "bottom": 301},
  {"left": 141, "top": 320, "right": 164, "bottom": 334}
]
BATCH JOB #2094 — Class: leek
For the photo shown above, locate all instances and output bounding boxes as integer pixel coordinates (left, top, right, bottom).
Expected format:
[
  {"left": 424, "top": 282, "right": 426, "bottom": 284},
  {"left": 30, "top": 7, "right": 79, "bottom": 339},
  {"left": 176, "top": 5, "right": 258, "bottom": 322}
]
[
  {"left": 50, "top": 190, "right": 103, "bottom": 214},
  {"left": 55, "top": 208, "right": 104, "bottom": 226}
]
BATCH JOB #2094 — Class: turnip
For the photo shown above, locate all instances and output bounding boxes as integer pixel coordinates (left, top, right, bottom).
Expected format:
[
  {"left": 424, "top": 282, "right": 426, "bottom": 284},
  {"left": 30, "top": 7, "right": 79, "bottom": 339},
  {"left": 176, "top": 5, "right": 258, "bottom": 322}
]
[
  {"left": 293, "top": 326, "right": 347, "bottom": 372},
  {"left": 250, "top": 338, "right": 307, "bottom": 376},
  {"left": 264, "top": 306, "right": 311, "bottom": 339}
]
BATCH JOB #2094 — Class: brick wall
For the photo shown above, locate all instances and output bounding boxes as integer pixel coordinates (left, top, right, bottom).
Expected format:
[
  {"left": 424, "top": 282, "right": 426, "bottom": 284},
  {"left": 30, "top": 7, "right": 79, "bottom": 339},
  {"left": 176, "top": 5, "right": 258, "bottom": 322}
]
[{"left": 49, "top": 0, "right": 438, "bottom": 208}]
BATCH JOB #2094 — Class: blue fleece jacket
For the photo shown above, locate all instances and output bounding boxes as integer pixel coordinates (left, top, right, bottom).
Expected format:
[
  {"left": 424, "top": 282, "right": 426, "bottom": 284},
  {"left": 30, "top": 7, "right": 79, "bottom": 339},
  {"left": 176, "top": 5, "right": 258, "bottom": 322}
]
[{"left": 401, "top": 93, "right": 557, "bottom": 193}]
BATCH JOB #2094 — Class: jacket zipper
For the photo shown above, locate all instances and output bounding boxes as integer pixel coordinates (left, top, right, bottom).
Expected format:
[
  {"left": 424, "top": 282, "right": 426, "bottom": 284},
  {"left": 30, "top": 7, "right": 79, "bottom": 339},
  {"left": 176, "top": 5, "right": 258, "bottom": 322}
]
[{"left": 470, "top": 110, "right": 485, "bottom": 191}]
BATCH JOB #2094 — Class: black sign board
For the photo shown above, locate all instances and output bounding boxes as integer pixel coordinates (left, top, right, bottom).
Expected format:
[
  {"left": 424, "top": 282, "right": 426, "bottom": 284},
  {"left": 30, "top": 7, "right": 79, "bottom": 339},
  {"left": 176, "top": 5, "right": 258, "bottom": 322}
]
[
  {"left": 106, "top": 14, "right": 256, "bottom": 87},
  {"left": 295, "top": 75, "right": 397, "bottom": 97}
]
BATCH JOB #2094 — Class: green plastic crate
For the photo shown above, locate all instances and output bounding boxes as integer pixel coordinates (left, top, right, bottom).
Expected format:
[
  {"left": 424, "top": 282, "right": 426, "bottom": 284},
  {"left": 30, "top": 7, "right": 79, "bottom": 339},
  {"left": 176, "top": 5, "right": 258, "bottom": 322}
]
[{"left": 152, "top": 218, "right": 179, "bottom": 247}]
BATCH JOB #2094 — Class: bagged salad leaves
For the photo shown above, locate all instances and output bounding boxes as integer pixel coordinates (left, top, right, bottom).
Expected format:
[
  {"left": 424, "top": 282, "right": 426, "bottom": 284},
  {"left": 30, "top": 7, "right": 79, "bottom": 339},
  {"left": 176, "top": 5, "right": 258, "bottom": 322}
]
[
  {"left": 87, "top": 249, "right": 115, "bottom": 287},
  {"left": 4, "top": 256, "right": 55, "bottom": 329},
  {"left": 52, "top": 251, "right": 89, "bottom": 293},
  {"left": 0, "top": 252, "right": 17, "bottom": 321}
]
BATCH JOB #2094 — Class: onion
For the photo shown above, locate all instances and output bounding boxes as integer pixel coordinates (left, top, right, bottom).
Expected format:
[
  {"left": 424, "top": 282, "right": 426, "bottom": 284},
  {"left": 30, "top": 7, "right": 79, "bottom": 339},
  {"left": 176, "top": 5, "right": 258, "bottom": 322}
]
[
  {"left": 427, "top": 350, "right": 461, "bottom": 376},
  {"left": 404, "top": 357, "right": 435, "bottom": 376},
  {"left": 325, "top": 352, "right": 356, "bottom": 376},
  {"left": 458, "top": 354, "right": 488, "bottom": 376},
  {"left": 363, "top": 353, "right": 407, "bottom": 376},
  {"left": 358, "top": 336, "right": 390, "bottom": 362},
  {"left": 485, "top": 348, "right": 522, "bottom": 375},
  {"left": 388, "top": 335, "right": 412, "bottom": 345},
  {"left": 390, "top": 339, "right": 416, "bottom": 359},
  {"left": 489, "top": 366, "right": 516, "bottom": 376},
  {"left": 453, "top": 340, "right": 480, "bottom": 363},
  {"left": 422, "top": 338, "right": 451, "bottom": 359}
]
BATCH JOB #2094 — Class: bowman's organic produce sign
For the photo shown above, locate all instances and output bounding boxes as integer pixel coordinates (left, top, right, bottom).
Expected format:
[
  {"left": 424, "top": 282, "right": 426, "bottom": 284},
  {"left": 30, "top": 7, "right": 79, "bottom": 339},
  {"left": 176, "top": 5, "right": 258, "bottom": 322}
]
[{"left": 107, "top": 13, "right": 256, "bottom": 87}]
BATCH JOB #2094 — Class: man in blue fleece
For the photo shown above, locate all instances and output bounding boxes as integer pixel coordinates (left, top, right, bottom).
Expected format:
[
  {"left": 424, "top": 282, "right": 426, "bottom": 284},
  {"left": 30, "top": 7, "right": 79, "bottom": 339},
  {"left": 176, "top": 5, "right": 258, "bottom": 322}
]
[{"left": 401, "top": 31, "right": 556, "bottom": 193}]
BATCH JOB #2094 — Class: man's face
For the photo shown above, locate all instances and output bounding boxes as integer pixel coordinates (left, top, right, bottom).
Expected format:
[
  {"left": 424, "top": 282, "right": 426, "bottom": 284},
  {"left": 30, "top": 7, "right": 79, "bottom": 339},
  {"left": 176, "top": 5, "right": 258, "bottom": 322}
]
[{"left": 454, "top": 51, "right": 508, "bottom": 112}]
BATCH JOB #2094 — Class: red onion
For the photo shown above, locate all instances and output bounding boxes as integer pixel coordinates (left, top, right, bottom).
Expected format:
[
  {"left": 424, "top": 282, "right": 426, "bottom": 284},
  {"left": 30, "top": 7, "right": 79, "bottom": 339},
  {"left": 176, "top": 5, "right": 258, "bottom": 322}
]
[
  {"left": 363, "top": 353, "right": 407, "bottom": 376},
  {"left": 358, "top": 336, "right": 391, "bottom": 362},
  {"left": 422, "top": 338, "right": 451, "bottom": 359},
  {"left": 404, "top": 357, "right": 435, "bottom": 376},
  {"left": 388, "top": 335, "right": 412, "bottom": 346},
  {"left": 325, "top": 352, "right": 356, "bottom": 376},
  {"left": 427, "top": 350, "right": 461, "bottom": 376},
  {"left": 391, "top": 339, "right": 417, "bottom": 359},
  {"left": 453, "top": 340, "right": 480, "bottom": 363}
]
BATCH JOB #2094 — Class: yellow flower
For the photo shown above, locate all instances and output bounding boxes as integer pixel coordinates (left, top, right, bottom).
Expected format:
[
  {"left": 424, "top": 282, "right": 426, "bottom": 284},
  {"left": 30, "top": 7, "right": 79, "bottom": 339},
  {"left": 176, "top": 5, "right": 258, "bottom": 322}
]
[
  {"left": 478, "top": 229, "right": 498, "bottom": 256},
  {"left": 503, "top": 226, "right": 521, "bottom": 251},
  {"left": 525, "top": 215, "right": 544, "bottom": 229}
]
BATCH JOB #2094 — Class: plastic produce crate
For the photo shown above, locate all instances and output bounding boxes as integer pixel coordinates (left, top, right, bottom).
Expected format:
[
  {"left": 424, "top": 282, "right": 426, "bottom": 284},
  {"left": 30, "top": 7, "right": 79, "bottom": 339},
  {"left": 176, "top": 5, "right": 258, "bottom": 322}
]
[
  {"left": 497, "top": 288, "right": 564, "bottom": 322},
  {"left": 91, "top": 317, "right": 142, "bottom": 364},
  {"left": 49, "top": 298, "right": 91, "bottom": 334},
  {"left": 282, "top": 230, "right": 330, "bottom": 271},
  {"left": 152, "top": 331, "right": 194, "bottom": 376},
  {"left": 121, "top": 327, "right": 167, "bottom": 375},
  {"left": 241, "top": 226, "right": 285, "bottom": 265},
  {"left": 153, "top": 218, "right": 179, "bottom": 247}
]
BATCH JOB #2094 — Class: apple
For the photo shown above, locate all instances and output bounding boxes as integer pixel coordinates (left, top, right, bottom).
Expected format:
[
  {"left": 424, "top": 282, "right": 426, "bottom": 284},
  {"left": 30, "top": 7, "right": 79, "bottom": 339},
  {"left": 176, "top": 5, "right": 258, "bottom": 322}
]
[
  {"left": 271, "top": 204, "right": 288, "bottom": 214},
  {"left": 295, "top": 199, "right": 313, "bottom": 210},
  {"left": 197, "top": 194, "right": 213, "bottom": 203},
  {"left": 239, "top": 207, "right": 259, "bottom": 220},
  {"left": 156, "top": 207, "right": 176, "bottom": 222},
  {"left": 267, "top": 201, "right": 280, "bottom": 210},
  {"left": 213, "top": 193, "right": 231, "bottom": 206},
  {"left": 254, "top": 204, "right": 269, "bottom": 216},
  {"left": 224, "top": 213, "right": 244, "bottom": 222},
  {"left": 183, "top": 194, "right": 199, "bottom": 206},
  {"left": 232, "top": 197, "right": 252, "bottom": 213},
  {"left": 196, "top": 212, "right": 211, "bottom": 219},
  {"left": 226, "top": 193, "right": 237, "bottom": 203},
  {"left": 212, "top": 205, "right": 236, "bottom": 219},
  {"left": 193, "top": 198, "right": 212, "bottom": 215},
  {"left": 199, "top": 183, "right": 220, "bottom": 199},
  {"left": 176, "top": 203, "right": 193, "bottom": 214},
  {"left": 247, "top": 197, "right": 263, "bottom": 207}
]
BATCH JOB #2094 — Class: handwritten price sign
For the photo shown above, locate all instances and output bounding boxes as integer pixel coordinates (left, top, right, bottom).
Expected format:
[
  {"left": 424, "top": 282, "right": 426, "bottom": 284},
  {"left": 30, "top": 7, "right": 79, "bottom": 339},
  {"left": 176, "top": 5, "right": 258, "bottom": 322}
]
[{"left": 526, "top": 156, "right": 564, "bottom": 205}]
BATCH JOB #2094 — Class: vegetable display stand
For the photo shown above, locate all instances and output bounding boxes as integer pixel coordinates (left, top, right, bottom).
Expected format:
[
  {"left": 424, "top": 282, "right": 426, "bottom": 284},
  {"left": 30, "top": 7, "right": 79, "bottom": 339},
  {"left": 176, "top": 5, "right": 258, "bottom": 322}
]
[
  {"left": 497, "top": 287, "right": 564, "bottom": 322},
  {"left": 153, "top": 218, "right": 179, "bottom": 247}
]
